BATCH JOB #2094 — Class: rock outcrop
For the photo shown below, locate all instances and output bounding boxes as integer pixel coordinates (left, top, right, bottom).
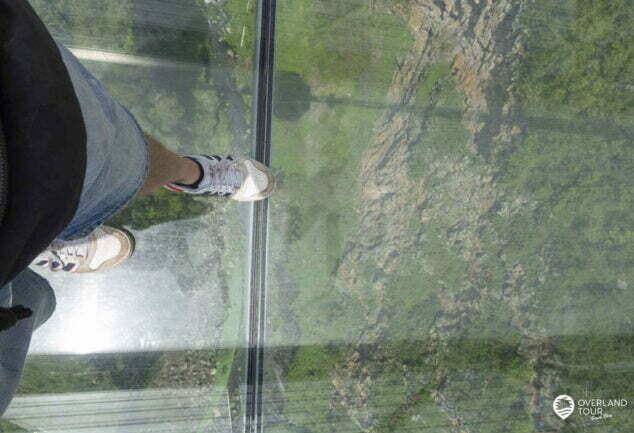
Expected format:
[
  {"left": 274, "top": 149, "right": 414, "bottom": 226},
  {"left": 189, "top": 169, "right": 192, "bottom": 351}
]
[{"left": 329, "top": 1, "right": 563, "bottom": 431}]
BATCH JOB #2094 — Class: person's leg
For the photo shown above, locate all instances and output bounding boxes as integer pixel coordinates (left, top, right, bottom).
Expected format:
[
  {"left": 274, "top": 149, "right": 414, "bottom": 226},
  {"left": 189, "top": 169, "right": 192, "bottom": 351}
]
[
  {"left": 137, "top": 135, "right": 201, "bottom": 196},
  {"left": 0, "top": 270, "right": 55, "bottom": 417},
  {"left": 37, "top": 42, "right": 273, "bottom": 274},
  {"left": 35, "top": 134, "right": 275, "bottom": 273},
  {"left": 0, "top": 283, "right": 11, "bottom": 309},
  {"left": 139, "top": 135, "right": 275, "bottom": 201}
]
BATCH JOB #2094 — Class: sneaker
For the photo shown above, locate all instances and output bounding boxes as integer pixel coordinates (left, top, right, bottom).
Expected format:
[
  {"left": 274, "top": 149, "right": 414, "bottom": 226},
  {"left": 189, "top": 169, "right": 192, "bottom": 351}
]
[
  {"left": 164, "top": 154, "right": 275, "bottom": 201},
  {"left": 33, "top": 226, "right": 135, "bottom": 273}
]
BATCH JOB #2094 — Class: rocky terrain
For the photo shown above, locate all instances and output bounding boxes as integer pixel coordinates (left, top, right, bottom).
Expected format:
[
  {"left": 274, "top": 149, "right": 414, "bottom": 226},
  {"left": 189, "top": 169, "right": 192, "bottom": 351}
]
[{"left": 328, "top": 1, "right": 564, "bottom": 431}]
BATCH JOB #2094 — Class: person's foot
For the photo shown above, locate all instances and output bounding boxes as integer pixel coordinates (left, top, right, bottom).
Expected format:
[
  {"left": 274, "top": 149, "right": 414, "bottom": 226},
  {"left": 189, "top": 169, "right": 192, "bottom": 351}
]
[
  {"left": 33, "top": 226, "right": 135, "bottom": 273},
  {"left": 165, "top": 155, "right": 275, "bottom": 201}
]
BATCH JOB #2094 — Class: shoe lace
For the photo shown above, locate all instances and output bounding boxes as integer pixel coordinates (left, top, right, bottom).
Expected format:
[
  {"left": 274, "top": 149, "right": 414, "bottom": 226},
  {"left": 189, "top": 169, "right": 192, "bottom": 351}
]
[
  {"left": 208, "top": 156, "right": 244, "bottom": 195},
  {"left": 46, "top": 237, "right": 91, "bottom": 272}
]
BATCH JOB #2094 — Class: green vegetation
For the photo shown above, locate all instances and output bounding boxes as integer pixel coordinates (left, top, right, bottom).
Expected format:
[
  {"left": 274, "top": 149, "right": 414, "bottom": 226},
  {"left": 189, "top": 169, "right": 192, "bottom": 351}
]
[
  {"left": 109, "top": 190, "right": 210, "bottom": 230},
  {"left": 510, "top": 9, "right": 634, "bottom": 429},
  {"left": 497, "top": 133, "right": 633, "bottom": 329},
  {"left": 0, "top": 421, "right": 27, "bottom": 433},
  {"left": 16, "top": 351, "right": 222, "bottom": 394},
  {"left": 30, "top": 0, "right": 212, "bottom": 61},
  {"left": 520, "top": 0, "right": 634, "bottom": 120},
  {"left": 30, "top": 0, "right": 135, "bottom": 51},
  {"left": 17, "top": 355, "right": 115, "bottom": 394},
  {"left": 267, "top": 0, "right": 633, "bottom": 431}
]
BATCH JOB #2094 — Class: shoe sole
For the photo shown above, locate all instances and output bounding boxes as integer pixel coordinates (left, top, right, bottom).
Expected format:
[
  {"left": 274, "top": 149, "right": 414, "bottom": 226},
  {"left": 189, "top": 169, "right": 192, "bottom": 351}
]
[{"left": 119, "top": 227, "right": 136, "bottom": 259}]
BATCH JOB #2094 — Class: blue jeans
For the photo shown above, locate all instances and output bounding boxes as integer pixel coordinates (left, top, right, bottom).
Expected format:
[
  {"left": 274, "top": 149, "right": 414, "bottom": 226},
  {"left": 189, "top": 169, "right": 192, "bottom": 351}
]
[
  {"left": 0, "top": 270, "right": 57, "bottom": 417},
  {"left": 0, "top": 283, "right": 11, "bottom": 308},
  {"left": 54, "top": 43, "right": 150, "bottom": 241},
  {"left": 1, "top": 43, "right": 143, "bottom": 417}
]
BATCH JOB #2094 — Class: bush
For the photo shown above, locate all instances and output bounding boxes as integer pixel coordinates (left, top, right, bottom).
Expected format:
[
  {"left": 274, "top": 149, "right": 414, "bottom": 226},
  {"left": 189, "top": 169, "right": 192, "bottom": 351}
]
[
  {"left": 108, "top": 189, "right": 210, "bottom": 230},
  {"left": 520, "top": 0, "right": 634, "bottom": 120}
]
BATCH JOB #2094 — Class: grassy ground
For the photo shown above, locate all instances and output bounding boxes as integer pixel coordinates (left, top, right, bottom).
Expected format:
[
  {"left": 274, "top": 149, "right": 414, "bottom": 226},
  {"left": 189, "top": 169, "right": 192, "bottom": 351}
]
[
  {"left": 267, "top": 0, "right": 414, "bottom": 336},
  {"left": 265, "top": 0, "right": 634, "bottom": 431},
  {"left": 0, "top": 421, "right": 27, "bottom": 433}
]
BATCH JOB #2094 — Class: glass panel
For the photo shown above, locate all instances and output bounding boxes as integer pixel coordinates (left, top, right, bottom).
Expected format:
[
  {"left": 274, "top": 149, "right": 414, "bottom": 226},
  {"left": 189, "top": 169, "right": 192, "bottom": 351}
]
[
  {"left": 265, "top": 1, "right": 634, "bottom": 432},
  {"left": 2, "top": 0, "right": 259, "bottom": 431}
]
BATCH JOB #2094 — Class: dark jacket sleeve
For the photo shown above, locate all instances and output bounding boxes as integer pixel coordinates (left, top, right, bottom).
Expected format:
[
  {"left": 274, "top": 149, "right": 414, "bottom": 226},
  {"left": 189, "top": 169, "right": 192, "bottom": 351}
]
[
  {"left": 0, "top": 0, "right": 87, "bottom": 288},
  {"left": 0, "top": 118, "right": 7, "bottom": 229}
]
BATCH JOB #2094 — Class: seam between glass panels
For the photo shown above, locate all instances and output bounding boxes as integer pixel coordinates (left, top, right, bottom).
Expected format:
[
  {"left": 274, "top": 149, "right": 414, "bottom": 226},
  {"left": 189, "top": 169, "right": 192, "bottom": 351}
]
[{"left": 246, "top": 0, "right": 276, "bottom": 431}]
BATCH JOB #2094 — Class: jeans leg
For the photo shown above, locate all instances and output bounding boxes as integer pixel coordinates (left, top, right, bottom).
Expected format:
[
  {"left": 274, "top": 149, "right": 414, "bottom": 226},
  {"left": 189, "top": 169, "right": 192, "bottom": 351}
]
[
  {"left": 0, "top": 283, "right": 11, "bottom": 308},
  {"left": 0, "top": 270, "right": 56, "bottom": 417}
]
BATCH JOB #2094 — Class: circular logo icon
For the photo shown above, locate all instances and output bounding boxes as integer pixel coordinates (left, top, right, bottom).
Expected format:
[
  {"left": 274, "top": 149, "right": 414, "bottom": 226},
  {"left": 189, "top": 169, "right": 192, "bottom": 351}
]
[{"left": 553, "top": 395, "right": 575, "bottom": 420}]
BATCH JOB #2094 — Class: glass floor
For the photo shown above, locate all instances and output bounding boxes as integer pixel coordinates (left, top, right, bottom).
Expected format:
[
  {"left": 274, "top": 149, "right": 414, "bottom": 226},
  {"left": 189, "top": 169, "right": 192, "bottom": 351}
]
[{"left": 2, "top": 0, "right": 633, "bottom": 432}]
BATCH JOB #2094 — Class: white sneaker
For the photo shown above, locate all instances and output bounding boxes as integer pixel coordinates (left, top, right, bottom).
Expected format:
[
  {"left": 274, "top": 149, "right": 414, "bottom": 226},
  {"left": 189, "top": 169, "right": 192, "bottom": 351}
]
[
  {"left": 164, "top": 154, "right": 275, "bottom": 201},
  {"left": 33, "top": 226, "right": 135, "bottom": 273}
]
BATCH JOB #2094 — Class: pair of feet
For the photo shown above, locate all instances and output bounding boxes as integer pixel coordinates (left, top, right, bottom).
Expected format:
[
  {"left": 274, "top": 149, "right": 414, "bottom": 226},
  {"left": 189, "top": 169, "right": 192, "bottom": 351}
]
[{"left": 34, "top": 154, "right": 274, "bottom": 273}]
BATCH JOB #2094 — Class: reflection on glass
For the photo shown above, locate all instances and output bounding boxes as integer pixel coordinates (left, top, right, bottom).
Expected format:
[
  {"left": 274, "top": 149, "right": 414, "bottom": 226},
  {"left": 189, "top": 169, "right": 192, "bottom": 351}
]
[
  {"left": 2, "top": 0, "right": 259, "bottom": 431},
  {"left": 266, "top": 0, "right": 633, "bottom": 432}
]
